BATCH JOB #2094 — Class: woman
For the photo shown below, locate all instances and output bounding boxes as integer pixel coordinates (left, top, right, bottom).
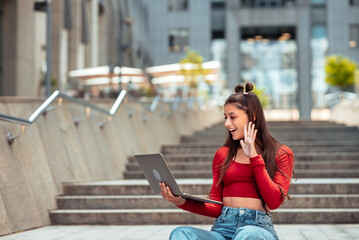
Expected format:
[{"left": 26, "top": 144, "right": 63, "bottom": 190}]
[{"left": 160, "top": 83, "right": 294, "bottom": 240}]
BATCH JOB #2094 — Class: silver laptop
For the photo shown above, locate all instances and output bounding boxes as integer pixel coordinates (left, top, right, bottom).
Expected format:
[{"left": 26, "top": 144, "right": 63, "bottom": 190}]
[{"left": 134, "top": 153, "right": 222, "bottom": 205}]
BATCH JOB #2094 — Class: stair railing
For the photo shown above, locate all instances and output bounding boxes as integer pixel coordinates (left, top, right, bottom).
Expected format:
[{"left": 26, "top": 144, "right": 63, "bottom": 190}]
[
  {"left": 0, "top": 89, "right": 127, "bottom": 144},
  {"left": 126, "top": 95, "right": 195, "bottom": 121},
  {"left": 0, "top": 90, "right": 201, "bottom": 144}
]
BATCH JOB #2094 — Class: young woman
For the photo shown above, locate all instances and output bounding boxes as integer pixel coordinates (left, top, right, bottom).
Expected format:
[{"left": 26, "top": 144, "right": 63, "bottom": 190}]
[{"left": 160, "top": 83, "right": 294, "bottom": 240}]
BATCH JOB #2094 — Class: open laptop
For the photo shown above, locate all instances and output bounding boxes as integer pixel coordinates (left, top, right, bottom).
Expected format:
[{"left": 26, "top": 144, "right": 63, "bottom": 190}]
[{"left": 134, "top": 153, "right": 222, "bottom": 204}]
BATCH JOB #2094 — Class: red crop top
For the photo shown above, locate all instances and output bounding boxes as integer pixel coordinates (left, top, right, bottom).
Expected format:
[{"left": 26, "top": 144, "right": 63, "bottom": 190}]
[{"left": 177, "top": 145, "right": 294, "bottom": 218}]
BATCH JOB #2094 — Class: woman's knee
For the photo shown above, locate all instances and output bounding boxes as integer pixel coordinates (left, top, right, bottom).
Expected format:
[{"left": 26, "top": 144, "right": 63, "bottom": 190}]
[
  {"left": 170, "top": 226, "right": 219, "bottom": 240},
  {"left": 233, "top": 225, "right": 276, "bottom": 240},
  {"left": 170, "top": 226, "right": 197, "bottom": 240}
]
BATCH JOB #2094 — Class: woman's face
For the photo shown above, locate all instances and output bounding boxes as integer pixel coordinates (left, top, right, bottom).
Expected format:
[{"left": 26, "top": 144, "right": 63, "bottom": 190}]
[{"left": 224, "top": 103, "right": 249, "bottom": 141}]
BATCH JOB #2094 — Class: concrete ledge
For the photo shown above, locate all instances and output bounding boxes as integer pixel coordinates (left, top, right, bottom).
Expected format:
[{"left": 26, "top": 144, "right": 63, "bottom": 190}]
[
  {"left": 60, "top": 178, "right": 359, "bottom": 195},
  {"left": 49, "top": 208, "right": 359, "bottom": 225},
  {"left": 0, "top": 100, "right": 222, "bottom": 236},
  {"left": 331, "top": 99, "right": 359, "bottom": 128},
  {"left": 56, "top": 194, "right": 359, "bottom": 209}
]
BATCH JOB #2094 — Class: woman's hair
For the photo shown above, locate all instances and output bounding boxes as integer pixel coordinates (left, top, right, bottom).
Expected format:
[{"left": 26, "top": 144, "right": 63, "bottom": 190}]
[{"left": 218, "top": 82, "right": 287, "bottom": 211}]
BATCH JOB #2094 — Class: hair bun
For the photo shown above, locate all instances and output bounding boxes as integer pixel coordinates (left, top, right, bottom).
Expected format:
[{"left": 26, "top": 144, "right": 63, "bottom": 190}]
[
  {"left": 245, "top": 82, "right": 253, "bottom": 92},
  {"left": 234, "top": 84, "right": 244, "bottom": 93}
]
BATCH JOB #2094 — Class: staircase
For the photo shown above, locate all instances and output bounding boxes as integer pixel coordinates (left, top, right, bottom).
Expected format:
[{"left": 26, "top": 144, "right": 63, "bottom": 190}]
[{"left": 50, "top": 121, "right": 359, "bottom": 224}]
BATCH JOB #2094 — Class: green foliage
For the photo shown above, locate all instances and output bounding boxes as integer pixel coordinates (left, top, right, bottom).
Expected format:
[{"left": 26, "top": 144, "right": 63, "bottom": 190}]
[
  {"left": 179, "top": 50, "right": 209, "bottom": 88},
  {"left": 252, "top": 84, "right": 269, "bottom": 109},
  {"left": 139, "top": 86, "right": 155, "bottom": 97},
  {"left": 40, "top": 75, "right": 58, "bottom": 87},
  {"left": 325, "top": 55, "right": 357, "bottom": 90}
]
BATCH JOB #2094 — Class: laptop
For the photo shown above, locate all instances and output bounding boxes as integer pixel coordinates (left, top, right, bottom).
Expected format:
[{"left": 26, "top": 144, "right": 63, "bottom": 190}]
[{"left": 134, "top": 153, "right": 222, "bottom": 205}]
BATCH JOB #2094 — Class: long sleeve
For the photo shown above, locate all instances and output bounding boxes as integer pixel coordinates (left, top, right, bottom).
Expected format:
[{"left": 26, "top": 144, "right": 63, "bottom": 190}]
[
  {"left": 177, "top": 147, "right": 227, "bottom": 218},
  {"left": 249, "top": 145, "right": 294, "bottom": 210}
]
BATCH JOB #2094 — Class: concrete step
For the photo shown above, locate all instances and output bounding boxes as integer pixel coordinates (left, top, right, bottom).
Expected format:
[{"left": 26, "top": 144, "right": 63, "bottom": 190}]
[
  {"left": 289, "top": 152, "right": 359, "bottom": 161},
  {"left": 161, "top": 146, "right": 359, "bottom": 154},
  {"left": 282, "top": 194, "right": 359, "bottom": 208},
  {"left": 56, "top": 194, "right": 359, "bottom": 210},
  {"left": 206, "top": 121, "right": 345, "bottom": 129},
  {"left": 182, "top": 131, "right": 359, "bottom": 142},
  {"left": 123, "top": 169, "right": 359, "bottom": 179},
  {"left": 61, "top": 179, "right": 359, "bottom": 196},
  {"left": 182, "top": 135, "right": 359, "bottom": 142},
  {"left": 49, "top": 208, "right": 359, "bottom": 225},
  {"left": 128, "top": 153, "right": 359, "bottom": 162},
  {"left": 194, "top": 125, "right": 358, "bottom": 133},
  {"left": 266, "top": 121, "right": 345, "bottom": 127},
  {"left": 173, "top": 140, "right": 359, "bottom": 148},
  {"left": 126, "top": 160, "right": 359, "bottom": 171}
]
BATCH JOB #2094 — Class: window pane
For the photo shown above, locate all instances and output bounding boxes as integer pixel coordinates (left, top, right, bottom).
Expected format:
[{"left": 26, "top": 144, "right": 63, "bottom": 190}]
[
  {"left": 349, "top": 0, "right": 359, "bottom": 6},
  {"left": 350, "top": 25, "right": 359, "bottom": 48},
  {"left": 168, "top": 29, "right": 189, "bottom": 52},
  {"left": 311, "top": 0, "right": 326, "bottom": 5},
  {"left": 240, "top": 38, "right": 298, "bottom": 109},
  {"left": 168, "top": 0, "right": 188, "bottom": 11},
  {"left": 311, "top": 25, "right": 328, "bottom": 108},
  {"left": 240, "top": 0, "right": 295, "bottom": 8}
]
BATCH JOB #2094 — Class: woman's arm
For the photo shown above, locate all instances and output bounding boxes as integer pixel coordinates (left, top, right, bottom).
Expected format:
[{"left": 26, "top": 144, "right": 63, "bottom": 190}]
[
  {"left": 240, "top": 122, "right": 294, "bottom": 210},
  {"left": 250, "top": 146, "right": 294, "bottom": 210},
  {"left": 160, "top": 147, "right": 226, "bottom": 218}
]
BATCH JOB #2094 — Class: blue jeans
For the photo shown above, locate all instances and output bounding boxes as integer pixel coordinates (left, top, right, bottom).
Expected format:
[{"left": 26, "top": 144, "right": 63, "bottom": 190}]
[{"left": 170, "top": 206, "right": 279, "bottom": 240}]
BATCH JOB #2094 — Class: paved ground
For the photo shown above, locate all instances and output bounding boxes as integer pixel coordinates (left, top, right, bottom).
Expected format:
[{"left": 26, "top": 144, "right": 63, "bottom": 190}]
[{"left": 1, "top": 225, "right": 359, "bottom": 240}]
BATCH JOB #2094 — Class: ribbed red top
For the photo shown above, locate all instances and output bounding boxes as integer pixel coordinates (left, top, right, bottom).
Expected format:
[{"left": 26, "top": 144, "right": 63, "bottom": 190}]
[
  {"left": 177, "top": 145, "right": 294, "bottom": 218},
  {"left": 222, "top": 161, "right": 261, "bottom": 199}
]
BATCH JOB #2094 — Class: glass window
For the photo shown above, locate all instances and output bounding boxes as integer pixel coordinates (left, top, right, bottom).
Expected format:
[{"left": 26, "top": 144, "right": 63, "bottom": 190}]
[
  {"left": 240, "top": 38, "right": 298, "bottom": 109},
  {"left": 310, "top": 25, "right": 328, "bottom": 108},
  {"left": 168, "top": 0, "right": 188, "bottom": 11},
  {"left": 212, "top": 30, "right": 225, "bottom": 39},
  {"left": 168, "top": 29, "right": 189, "bottom": 52},
  {"left": 349, "top": 25, "right": 359, "bottom": 48},
  {"left": 212, "top": 1, "right": 225, "bottom": 9},
  {"left": 240, "top": 0, "right": 295, "bottom": 8},
  {"left": 311, "top": 0, "right": 326, "bottom": 5},
  {"left": 241, "top": 0, "right": 255, "bottom": 7},
  {"left": 349, "top": 0, "right": 359, "bottom": 6}
]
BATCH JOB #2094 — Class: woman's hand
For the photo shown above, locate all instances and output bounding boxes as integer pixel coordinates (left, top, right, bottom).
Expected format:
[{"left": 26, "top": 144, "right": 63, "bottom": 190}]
[
  {"left": 240, "top": 121, "right": 258, "bottom": 159},
  {"left": 159, "top": 182, "right": 186, "bottom": 206}
]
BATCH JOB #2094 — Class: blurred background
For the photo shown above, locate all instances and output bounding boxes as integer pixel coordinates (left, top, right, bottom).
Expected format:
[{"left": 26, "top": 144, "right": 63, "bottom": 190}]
[{"left": 0, "top": 0, "right": 358, "bottom": 120}]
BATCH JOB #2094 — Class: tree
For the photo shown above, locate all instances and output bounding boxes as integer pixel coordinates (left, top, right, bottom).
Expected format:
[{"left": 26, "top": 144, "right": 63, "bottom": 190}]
[
  {"left": 179, "top": 50, "right": 209, "bottom": 89},
  {"left": 325, "top": 55, "right": 357, "bottom": 91},
  {"left": 252, "top": 84, "right": 269, "bottom": 109}
]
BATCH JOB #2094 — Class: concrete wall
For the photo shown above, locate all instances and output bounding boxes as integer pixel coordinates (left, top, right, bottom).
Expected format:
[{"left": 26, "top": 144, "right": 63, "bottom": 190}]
[
  {"left": 330, "top": 99, "right": 359, "bottom": 128},
  {"left": 0, "top": 97, "right": 222, "bottom": 236}
]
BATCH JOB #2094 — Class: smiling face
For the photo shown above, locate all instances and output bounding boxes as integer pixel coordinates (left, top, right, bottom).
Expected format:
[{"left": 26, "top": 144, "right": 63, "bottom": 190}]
[{"left": 224, "top": 103, "right": 249, "bottom": 141}]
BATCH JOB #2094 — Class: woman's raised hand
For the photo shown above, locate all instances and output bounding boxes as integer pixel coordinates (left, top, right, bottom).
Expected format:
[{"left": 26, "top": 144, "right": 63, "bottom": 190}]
[
  {"left": 159, "top": 182, "right": 186, "bottom": 206},
  {"left": 240, "top": 122, "right": 258, "bottom": 159}
]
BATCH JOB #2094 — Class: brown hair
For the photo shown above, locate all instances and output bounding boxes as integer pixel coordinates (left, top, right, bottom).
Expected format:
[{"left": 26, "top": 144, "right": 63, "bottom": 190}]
[{"left": 219, "top": 82, "right": 284, "bottom": 211}]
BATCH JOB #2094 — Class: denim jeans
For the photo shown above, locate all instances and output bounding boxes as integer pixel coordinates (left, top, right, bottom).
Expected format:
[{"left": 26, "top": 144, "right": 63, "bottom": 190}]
[{"left": 170, "top": 206, "right": 279, "bottom": 240}]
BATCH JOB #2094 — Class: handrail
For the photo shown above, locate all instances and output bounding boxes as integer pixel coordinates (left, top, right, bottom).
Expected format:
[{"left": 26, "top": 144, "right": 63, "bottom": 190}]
[
  {"left": 324, "top": 91, "right": 358, "bottom": 101},
  {"left": 0, "top": 90, "right": 127, "bottom": 125},
  {"left": 149, "top": 95, "right": 161, "bottom": 113},
  {"left": 0, "top": 90, "right": 127, "bottom": 144},
  {"left": 324, "top": 91, "right": 358, "bottom": 108},
  {"left": 0, "top": 89, "right": 200, "bottom": 144}
]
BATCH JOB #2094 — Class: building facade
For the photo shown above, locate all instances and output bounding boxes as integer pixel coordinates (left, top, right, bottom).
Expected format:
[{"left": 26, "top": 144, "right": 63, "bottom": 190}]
[
  {"left": 143, "top": 0, "right": 359, "bottom": 119},
  {"left": 0, "top": 0, "right": 150, "bottom": 96},
  {"left": 0, "top": 0, "right": 358, "bottom": 119}
]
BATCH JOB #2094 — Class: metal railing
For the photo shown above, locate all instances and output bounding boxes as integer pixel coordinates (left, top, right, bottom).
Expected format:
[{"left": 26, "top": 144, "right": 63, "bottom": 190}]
[
  {"left": 0, "top": 90, "right": 200, "bottom": 145},
  {"left": 0, "top": 90, "right": 127, "bottom": 144},
  {"left": 126, "top": 95, "right": 198, "bottom": 121},
  {"left": 324, "top": 91, "right": 358, "bottom": 108}
]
